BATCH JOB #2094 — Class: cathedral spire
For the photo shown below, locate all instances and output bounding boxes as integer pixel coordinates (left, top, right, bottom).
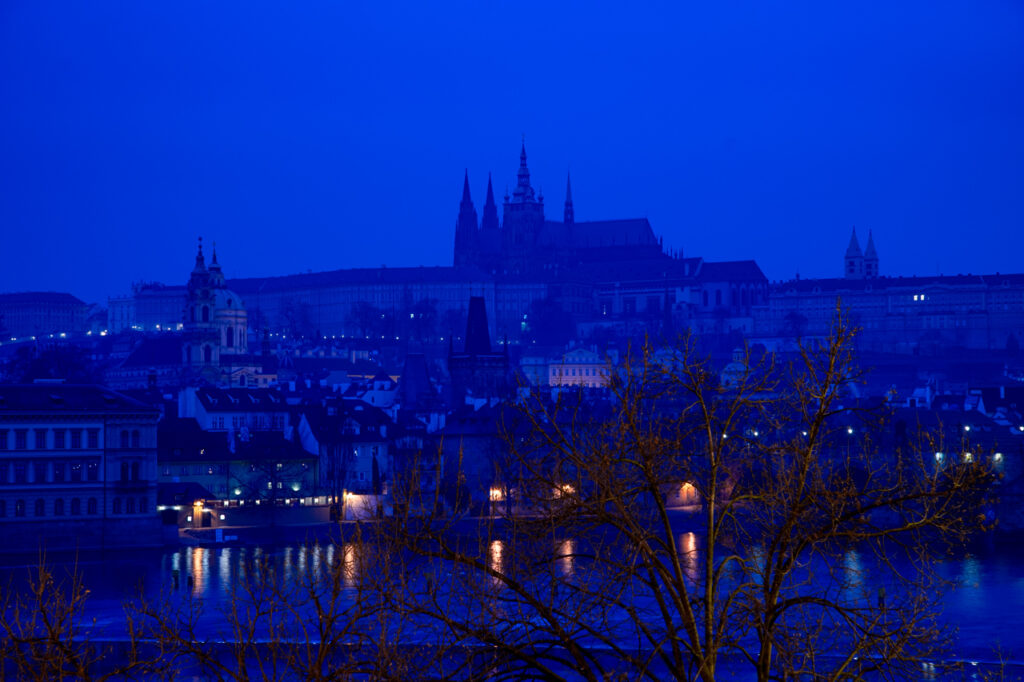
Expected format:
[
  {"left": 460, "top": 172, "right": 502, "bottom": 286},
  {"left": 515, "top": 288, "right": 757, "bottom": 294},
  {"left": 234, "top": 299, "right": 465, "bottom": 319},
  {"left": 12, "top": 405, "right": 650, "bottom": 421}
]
[
  {"left": 512, "top": 138, "right": 535, "bottom": 203},
  {"left": 845, "top": 227, "right": 862, "bottom": 258},
  {"left": 481, "top": 172, "right": 499, "bottom": 231},
  {"left": 453, "top": 169, "right": 479, "bottom": 266},
  {"left": 864, "top": 229, "right": 877, "bottom": 259},
  {"left": 460, "top": 169, "right": 473, "bottom": 207},
  {"left": 864, "top": 229, "right": 879, "bottom": 278},
  {"left": 844, "top": 227, "right": 865, "bottom": 280},
  {"left": 563, "top": 172, "right": 574, "bottom": 225}
]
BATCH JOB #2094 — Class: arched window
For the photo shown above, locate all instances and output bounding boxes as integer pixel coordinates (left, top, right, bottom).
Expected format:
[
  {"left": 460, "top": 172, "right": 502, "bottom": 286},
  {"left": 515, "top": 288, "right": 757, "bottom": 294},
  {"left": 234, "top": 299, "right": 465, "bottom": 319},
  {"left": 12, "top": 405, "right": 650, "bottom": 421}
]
[
  {"left": 34, "top": 499, "right": 45, "bottom": 517},
  {"left": 202, "top": 306, "right": 210, "bottom": 323},
  {"left": 131, "top": 430, "right": 140, "bottom": 449},
  {"left": 54, "top": 498, "right": 64, "bottom": 516},
  {"left": 87, "top": 498, "right": 97, "bottom": 515},
  {"left": 203, "top": 346, "right": 212, "bottom": 363},
  {"left": 126, "top": 498, "right": 135, "bottom": 514},
  {"left": 138, "top": 497, "right": 148, "bottom": 514},
  {"left": 120, "top": 430, "right": 130, "bottom": 448},
  {"left": 112, "top": 498, "right": 121, "bottom": 514},
  {"left": 15, "top": 499, "right": 25, "bottom": 517},
  {"left": 227, "top": 326, "right": 234, "bottom": 347},
  {"left": 71, "top": 498, "right": 81, "bottom": 515}
]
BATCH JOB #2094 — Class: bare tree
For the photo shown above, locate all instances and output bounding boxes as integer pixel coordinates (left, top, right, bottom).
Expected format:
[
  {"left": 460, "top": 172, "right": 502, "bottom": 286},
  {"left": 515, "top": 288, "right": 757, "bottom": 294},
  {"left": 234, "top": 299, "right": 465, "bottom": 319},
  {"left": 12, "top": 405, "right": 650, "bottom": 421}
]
[
  {"left": 383, "top": 310, "right": 997, "bottom": 681},
  {"left": 135, "top": 532, "right": 471, "bottom": 681},
  {"left": 0, "top": 554, "right": 166, "bottom": 681}
]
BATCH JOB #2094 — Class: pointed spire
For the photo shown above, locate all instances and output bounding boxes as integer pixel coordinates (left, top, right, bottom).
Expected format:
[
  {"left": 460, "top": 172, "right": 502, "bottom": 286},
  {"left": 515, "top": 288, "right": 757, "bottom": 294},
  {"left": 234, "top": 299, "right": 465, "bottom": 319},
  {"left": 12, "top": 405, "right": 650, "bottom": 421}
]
[
  {"left": 210, "top": 240, "right": 220, "bottom": 267},
  {"left": 481, "top": 172, "right": 499, "bottom": 231},
  {"left": 864, "top": 229, "right": 878, "bottom": 259},
  {"left": 563, "top": 172, "right": 575, "bottom": 225},
  {"left": 845, "top": 227, "right": 863, "bottom": 257},
  {"left": 512, "top": 137, "right": 535, "bottom": 203},
  {"left": 460, "top": 169, "right": 473, "bottom": 206},
  {"left": 453, "top": 170, "right": 479, "bottom": 266},
  {"left": 863, "top": 229, "right": 879, "bottom": 278}
]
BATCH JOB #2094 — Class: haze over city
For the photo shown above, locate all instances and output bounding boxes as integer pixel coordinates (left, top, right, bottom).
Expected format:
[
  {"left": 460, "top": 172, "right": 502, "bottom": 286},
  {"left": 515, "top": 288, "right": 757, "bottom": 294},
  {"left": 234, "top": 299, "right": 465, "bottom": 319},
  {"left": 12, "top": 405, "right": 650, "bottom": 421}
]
[
  {"left": 2, "top": 0, "right": 1023, "bottom": 302},
  {"left": 2, "top": 4, "right": 1024, "bottom": 680}
]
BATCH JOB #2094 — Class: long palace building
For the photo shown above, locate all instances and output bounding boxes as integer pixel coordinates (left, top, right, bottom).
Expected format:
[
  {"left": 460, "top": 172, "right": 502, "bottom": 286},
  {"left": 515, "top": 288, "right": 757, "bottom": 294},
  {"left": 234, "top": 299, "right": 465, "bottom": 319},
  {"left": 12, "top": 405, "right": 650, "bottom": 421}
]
[
  {"left": 105, "top": 146, "right": 1024, "bottom": 354},
  {"left": 111, "top": 143, "right": 768, "bottom": 343}
]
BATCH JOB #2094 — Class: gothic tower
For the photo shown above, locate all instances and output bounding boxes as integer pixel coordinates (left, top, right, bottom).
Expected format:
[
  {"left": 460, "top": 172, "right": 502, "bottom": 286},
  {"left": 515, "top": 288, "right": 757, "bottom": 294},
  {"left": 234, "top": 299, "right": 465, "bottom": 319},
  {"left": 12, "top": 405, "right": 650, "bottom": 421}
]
[
  {"left": 453, "top": 170, "right": 479, "bottom": 267},
  {"left": 481, "top": 173, "right": 499, "bottom": 232},
  {"left": 502, "top": 141, "right": 546, "bottom": 273},
  {"left": 863, "top": 229, "right": 879, "bottom": 278},
  {"left": 844, "top": 227, "right": 864, "bottom": 280}
]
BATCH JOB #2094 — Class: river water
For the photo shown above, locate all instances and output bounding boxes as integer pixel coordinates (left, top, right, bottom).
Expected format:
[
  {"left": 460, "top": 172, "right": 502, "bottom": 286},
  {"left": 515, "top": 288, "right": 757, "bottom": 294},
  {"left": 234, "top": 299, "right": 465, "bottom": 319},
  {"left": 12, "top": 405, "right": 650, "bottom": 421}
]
[{"left": 2, "top": 528, "right": 1023, "bottom": 680}]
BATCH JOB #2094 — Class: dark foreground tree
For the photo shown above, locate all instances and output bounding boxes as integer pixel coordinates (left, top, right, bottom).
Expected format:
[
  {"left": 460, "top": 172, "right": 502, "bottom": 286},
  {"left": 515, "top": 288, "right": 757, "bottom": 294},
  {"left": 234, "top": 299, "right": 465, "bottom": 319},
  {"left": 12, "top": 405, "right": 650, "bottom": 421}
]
[
  {"left": 385, "top": 311, "right": 997, "bottom": 681},
  {"left": 0, "top": 556, "right": 165, "bottom": 680}
]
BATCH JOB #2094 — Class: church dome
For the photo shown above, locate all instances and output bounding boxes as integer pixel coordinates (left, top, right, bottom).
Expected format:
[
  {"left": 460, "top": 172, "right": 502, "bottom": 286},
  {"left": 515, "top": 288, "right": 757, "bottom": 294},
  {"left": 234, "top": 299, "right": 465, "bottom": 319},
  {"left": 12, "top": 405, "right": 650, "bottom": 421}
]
[{"left": 211, "top": 288, "right": 244, "bottom": 312}]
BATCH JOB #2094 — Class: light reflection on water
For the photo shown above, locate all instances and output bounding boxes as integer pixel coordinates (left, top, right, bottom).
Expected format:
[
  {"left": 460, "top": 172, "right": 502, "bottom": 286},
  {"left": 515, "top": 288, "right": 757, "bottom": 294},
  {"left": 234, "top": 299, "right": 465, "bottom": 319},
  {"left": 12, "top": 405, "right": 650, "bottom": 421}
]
[
  {"left": 4, "top": 532, "right": 1024, "bottom": 669},
  {"left": 557, "top": 539, "right": 574, "bottom": 576},
  {"left": 678, "top": 532, "right": 698, "bottom": 583},
  {"left": 343, "top": 542, "right": 359, "bottom": 588},
  {"left": 488, "top": 540, "right": 505, "bottom": 587}
]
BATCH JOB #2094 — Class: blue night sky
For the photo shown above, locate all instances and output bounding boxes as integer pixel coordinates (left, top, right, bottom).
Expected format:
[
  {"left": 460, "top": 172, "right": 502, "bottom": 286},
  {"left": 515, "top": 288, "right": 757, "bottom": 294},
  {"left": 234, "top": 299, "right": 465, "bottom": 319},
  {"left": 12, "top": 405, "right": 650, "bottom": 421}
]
[{"left": 1, "top": 1, "right": 1022, "bottom": 303}]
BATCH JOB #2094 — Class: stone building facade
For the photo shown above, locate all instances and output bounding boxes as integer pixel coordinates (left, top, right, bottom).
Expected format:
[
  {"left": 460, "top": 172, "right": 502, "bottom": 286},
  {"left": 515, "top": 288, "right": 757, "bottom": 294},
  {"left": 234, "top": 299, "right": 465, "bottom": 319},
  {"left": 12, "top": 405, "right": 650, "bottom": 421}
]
[{"left": 0, "top": 385, "right": 161, "bottom": 552}]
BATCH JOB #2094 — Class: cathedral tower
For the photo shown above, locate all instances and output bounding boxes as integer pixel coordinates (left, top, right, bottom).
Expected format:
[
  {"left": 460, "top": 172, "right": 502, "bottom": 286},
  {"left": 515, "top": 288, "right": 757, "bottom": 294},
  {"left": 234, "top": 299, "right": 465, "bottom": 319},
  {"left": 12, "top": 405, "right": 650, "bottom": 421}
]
[
  {"left": 502, "top": 141, "right": 546, "bottom": 273},
  {"left": 844, "top": 227, "right": 864, "bottom": 280},
  {"left": 481, "top": 173, "right": 499, "bottom": 232},
  {"left": 863, "top": 229, "right": 879, "bottom": 278},
  {"left": 453, "top": 170, "right": 479, "bottom": 267}
]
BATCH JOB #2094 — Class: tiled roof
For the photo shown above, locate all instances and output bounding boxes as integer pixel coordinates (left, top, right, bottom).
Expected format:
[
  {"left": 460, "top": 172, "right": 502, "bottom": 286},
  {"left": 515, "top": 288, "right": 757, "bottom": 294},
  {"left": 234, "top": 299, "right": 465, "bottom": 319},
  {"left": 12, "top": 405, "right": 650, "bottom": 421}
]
[
  {"left": 227, "top": 265, "right": 493, "bottom": 294},
  {"left": 0, "top": 291, "right": 86, "bottom": 306},
  {"left": 774, "top": 272, "right": 1024, "bottom": 294},
  {"left": 568, "top": 256, "right": 700, "bottom": 284},
  {"left": 120, "top": 336, "right": 183, "bottom": 368},
  {"left": 698, "top": 260, "right": 767, "bottom": 283},
  {"left": 193, "top": 387, "right": 288, "bottom": 413},
  {"left": 0, "top": 384, "right": 158, "bottom": 414},
  {"left": 158, "top": 417, "right": 229, "bottom": 459}
]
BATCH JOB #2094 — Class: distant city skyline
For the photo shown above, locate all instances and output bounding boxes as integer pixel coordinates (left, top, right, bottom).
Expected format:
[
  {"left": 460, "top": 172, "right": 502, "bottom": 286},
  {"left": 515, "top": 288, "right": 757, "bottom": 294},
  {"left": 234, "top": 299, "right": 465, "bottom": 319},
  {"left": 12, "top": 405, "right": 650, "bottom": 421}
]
[{"left": 2, "top": 1, "right": 1022, "bottom": 303}]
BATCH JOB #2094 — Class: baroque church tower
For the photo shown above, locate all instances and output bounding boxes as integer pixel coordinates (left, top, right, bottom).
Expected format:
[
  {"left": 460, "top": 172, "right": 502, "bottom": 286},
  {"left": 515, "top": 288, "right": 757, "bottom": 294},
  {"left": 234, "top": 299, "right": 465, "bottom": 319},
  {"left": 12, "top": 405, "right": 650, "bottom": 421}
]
[{"left": 182, "top": 238, "right": 249, "bottom": 380}]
